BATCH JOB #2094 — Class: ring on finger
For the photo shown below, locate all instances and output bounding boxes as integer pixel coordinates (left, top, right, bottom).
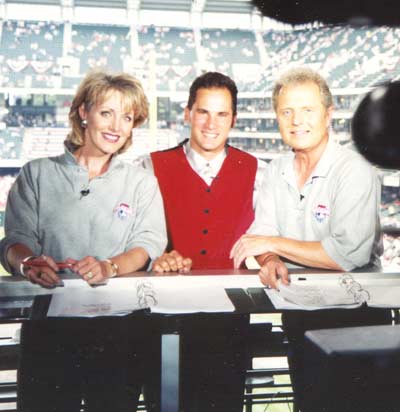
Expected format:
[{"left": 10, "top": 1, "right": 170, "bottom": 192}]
[{"left": 86, "top": 271, "right": 94, "bottom": 279}]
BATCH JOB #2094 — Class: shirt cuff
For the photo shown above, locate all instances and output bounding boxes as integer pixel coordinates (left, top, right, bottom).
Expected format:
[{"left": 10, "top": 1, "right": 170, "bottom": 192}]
[{"left": 321, "top": 237, "right": 356, "bottom": 272}]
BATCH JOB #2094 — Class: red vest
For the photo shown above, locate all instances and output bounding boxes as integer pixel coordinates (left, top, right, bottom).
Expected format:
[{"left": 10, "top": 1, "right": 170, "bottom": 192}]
[{"left": 151, "top": 145, "right": 257, "bottom": 269}]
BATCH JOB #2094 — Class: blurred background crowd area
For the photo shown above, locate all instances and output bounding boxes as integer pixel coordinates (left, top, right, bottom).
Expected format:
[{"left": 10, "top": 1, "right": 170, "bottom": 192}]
[{"left": 0, "top": 0, "right": 398, "bottom": 273}]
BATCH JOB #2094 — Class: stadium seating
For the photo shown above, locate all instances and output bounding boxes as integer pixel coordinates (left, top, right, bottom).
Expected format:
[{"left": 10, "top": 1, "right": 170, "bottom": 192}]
[
  {"left": 137, "top": 26, "right": 197, "bottom": 91},
  {"left": 0, "top": 20, "right": 63, "bottom": 61},
  {"left": 0, "top": 130, "right": 24, "bottom": 161},
  {"left": 70, "top": 24, "right": 130, "bottom": 73},
  {"left": 0, "top": 20, "right": 399, "bottom": 91}
]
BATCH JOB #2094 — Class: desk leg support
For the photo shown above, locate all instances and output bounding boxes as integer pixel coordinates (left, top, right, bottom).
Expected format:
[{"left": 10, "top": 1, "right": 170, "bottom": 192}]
[{"left": 161, "top": 333, "right": 180, "bottom": 412}]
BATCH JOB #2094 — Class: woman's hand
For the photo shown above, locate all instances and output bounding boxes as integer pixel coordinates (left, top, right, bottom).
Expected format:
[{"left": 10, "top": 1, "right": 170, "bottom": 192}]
[
  {"left": 71, "top": 256, "right": 111, "bottom": 285},
  {"left": 22, "top": 255, "right": 63, "bottom": 288}
]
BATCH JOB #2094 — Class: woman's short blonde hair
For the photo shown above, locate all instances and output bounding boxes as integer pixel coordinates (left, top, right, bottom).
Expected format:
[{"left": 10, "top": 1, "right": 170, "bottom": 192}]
[
  {"left": 67, "top": 70, "right": 149, "bottom": 154},
  {"left": 272, "top": 67, "right": 333, "bottom": 112}
]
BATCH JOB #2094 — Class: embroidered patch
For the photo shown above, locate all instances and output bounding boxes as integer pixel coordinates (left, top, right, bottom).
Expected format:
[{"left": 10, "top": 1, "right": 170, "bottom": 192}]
[
  {"left": 113, "top": 203, "right": 132, "bottom": 220},
  {"left": 313, "top": 204, "right": 330, "bottom": 223}
]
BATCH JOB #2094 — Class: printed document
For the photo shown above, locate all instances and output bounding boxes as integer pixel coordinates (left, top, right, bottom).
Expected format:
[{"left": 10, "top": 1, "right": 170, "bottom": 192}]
[
  {"left": 266, "top": 273, "right": 400, "bottom": 310},
  {"left": 44, "top": 275, "right": 262, "bottom": 317}
]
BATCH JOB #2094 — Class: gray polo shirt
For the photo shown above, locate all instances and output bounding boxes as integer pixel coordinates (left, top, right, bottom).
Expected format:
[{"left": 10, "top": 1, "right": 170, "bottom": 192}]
[
  {"left": 248, "top": 139, "right": 382, "bottom": 271},
  {"left": 0, "top": 145, "right": 167, "bottom": 273}
]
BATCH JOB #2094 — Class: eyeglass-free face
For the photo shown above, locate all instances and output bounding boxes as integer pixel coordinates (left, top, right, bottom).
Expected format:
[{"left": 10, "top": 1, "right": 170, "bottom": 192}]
[
  {"left": 79, "top": 91, "right": 135, "bottom": 157},
  {"left": 185, "top": 87, "right": 236, "bottom": 161}
]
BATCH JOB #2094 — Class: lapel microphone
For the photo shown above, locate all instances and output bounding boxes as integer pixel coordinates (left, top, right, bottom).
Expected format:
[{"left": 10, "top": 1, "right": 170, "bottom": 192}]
[{"left": 80, "top": 189, "right": 90, "bottom": 197}]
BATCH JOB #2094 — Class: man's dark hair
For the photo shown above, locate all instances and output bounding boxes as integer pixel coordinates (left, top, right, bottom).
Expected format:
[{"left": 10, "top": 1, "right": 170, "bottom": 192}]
[{"left": 187, "top": 72, "right": 238, "bottom": 117}]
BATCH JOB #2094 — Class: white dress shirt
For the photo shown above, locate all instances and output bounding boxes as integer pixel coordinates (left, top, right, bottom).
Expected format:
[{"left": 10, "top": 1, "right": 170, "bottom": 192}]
[{"left": 184, "top": 141, "right": 227, "bottom": 186}]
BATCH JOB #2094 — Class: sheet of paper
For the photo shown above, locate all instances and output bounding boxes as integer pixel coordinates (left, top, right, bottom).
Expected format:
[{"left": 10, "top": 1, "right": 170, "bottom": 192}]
[
  {"left": 45, "top": 275, "right": 264, "bottom": 317},
  {"left": 265, "top": 273, "right": 400, "bottom": 310},
  {"left": 149, "top": 279, "right": 234, "bottom": 313},
  {"left": 265, "top": 286, "right": 359, "bottom": 311},
  {"left": 47, "top": 287, "right": 143, "bottom": 317},
  {"left": 277, "top": 282, "right": 361, "bottom": 309},
  {"left": 143, "top": 274, "right": 263, "bottom": 313},
  {"left": 265, "top": 288, "right": 306, "bottom": 310},
  {"left": 367, "top": 285, "right": 400, "bottom": 308}
]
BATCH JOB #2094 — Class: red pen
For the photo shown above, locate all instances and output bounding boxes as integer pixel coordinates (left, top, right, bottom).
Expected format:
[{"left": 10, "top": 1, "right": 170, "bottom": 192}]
[{"left": 22, "top": 259, "right": 72, "bottom": 269}]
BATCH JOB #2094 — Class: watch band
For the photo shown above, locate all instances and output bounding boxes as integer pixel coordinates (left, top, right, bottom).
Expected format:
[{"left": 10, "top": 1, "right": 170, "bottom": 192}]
[
  {"left": 19, "top": 256, "right": 35, "bottom": 277},
  {"left": 104, "top": 259, "right": 119, "bottom": 278}
]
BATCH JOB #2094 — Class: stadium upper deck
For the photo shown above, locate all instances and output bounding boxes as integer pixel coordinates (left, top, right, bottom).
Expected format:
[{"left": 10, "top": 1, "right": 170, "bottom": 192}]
[
  {"left": 0, "top": 18, "right": 398, "bottom": 167},
  {"left": 0, "top": 20, "right": 399, "bottom": 93}
]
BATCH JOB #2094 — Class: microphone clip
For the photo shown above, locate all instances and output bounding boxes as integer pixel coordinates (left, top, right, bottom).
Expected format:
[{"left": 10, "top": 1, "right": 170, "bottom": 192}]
[{"left": 80, "top": 189, "right": 90, "bottom": 198}]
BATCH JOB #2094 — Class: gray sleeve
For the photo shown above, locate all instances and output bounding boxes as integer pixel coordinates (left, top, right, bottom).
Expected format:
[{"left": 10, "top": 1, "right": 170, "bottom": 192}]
[
  {"left": 0, "top": 164, "right": 41, "bottom": 273},
  {"left": 321, "top": 159, "right": 381, "bottom": 271},
  {"left": 253, "top": 158, "right": 267, "bottom": 209},
  {"left": 125, "top": 173, "right": 167, "bottom": 261},
  {"left": 132, "top": 154, "right": 154, "bottom": 172},
  {"left": 247, "top": 163, "right": 280, "bottom": 236}
]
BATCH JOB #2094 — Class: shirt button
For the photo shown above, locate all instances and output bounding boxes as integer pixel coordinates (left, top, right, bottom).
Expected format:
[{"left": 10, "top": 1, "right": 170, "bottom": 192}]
[
  {"left": 202, "top": 229, "right": 208, "bottom": 234},
  {"left": 204, "top": 208, "right": 209, "bottom": 214},
  {"left": 200, "top": 249, "right": 207, "bottom": 255},
  {"left": 206, "top": 188, "right": 211, "bottom": 193}
]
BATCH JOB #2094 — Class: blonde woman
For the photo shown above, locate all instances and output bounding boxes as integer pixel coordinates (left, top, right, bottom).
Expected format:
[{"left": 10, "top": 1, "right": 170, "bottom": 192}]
[
  {"left": 1, "top": 71, "right": 166, "bottom": 412},
  {"left": 1, "top": 70, "right": 166, "bottom": 286}
]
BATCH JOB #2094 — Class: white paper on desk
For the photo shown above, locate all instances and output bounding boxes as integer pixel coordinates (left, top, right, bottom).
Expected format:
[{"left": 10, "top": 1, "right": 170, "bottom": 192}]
[
  {"left": 47, "top": 287, "right": 143, "bottom": 317},
  {"left": 367, "top": 285, "right": 400, "bottom": 307},
  {"left": 265, "top": 284, "right": 360, "bottom": 311},
  {"left": 264, "top": 274, "right": 359, "bottom": 310},
  {"left": 150, "top": 278, "right": 234, "bottom": 313},
  {"left": 265, "top": 288, "right": 304, "bottom": 310},
  {"left": 265, "top": 273, "right": 400, "bottom": 310},
  {"left": 278, "top": 282, "right": 360, "bottom": 309},
  {"left": 147, "top": 274, "right": 265, "bottom": 313},
  {"left": 358, "top": 280, "right": 400, "bottom": 308},
  {"left": 47, "top": 276, "right": 260, "bottom": 316}
]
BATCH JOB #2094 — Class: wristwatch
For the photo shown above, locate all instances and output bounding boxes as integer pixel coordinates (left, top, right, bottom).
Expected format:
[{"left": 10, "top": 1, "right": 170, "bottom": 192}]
[{"left": 105, "top": 259, "right": 119, "bottom": 278}]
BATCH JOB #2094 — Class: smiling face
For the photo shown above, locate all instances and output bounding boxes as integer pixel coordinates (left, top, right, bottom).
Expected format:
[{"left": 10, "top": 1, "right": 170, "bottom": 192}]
[
  {"left": 276, "top": 81, "right": 333, "bottom": 155},
  {"left": 185, "top": 87, "right": 236, "bottom": 160},
  {"left": 78, "top": 90, "right": 134, "bottom": 157}
]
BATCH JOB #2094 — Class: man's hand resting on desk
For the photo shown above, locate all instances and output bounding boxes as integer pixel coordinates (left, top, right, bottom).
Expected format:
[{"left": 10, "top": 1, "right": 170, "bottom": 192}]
[
  {"left": 230, "top": 234, "right": 275, "bottom": 269},
  {"left": 258, "top": 254, "right": 289, "bottom": 290},
  {"left": 153, "top": 250, "right": 192, "bottom": 274}
]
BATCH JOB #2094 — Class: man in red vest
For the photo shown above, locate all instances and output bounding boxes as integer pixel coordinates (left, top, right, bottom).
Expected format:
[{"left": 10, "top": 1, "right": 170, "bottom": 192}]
[
  {"left": 151, "top": 71, "right": 261, "bottom": 273},
  {"left": 142, "top": 72, "right": 264, "bottom": 412}
]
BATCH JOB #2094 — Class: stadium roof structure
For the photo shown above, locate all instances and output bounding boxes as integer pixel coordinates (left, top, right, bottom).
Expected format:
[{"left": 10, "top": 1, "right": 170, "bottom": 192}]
[{"left": 3, "top": 0, "right": 257, "bottom": 13}]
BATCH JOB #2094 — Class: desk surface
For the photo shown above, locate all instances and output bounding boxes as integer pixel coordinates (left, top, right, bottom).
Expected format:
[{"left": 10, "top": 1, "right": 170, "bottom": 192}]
[
  {"left": 0, "top": 270, "right": 279, "bottom": 321},
  {"left": 2, "top": 268, "right": 395, "bottom": 321}
]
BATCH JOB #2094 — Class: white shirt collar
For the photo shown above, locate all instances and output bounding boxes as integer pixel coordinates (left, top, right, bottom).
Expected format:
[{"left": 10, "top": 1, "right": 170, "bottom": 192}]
[{"left": 184, "top": 140, "right": 227, "bottom": 186}]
